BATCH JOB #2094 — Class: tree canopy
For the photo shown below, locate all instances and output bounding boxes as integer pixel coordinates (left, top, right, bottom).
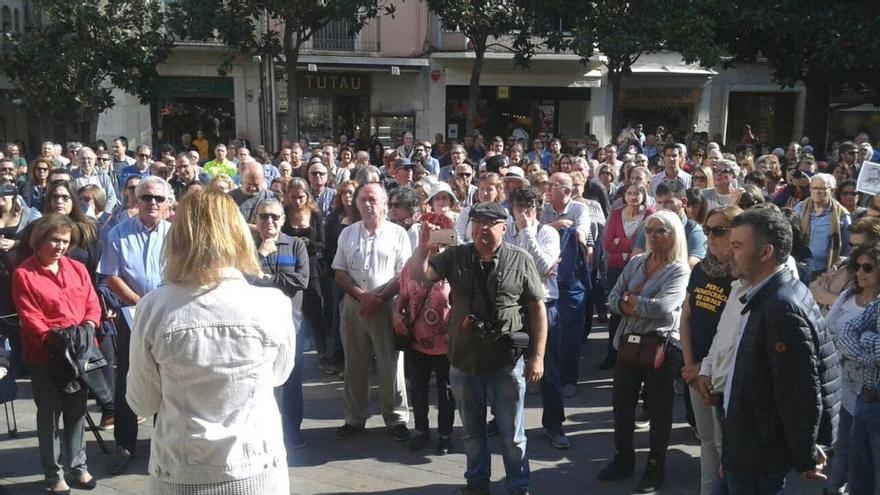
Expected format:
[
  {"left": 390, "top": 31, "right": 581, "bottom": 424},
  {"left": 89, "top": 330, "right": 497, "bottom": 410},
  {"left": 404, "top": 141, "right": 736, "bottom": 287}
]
[{"left": 0, "top": 0, "right": 173, "bottom": 140}]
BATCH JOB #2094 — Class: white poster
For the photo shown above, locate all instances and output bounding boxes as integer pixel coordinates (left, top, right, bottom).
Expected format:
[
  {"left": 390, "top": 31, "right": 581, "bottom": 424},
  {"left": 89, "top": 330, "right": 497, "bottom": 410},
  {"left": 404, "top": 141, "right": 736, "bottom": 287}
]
[{"left": 856, "top": 161, "right": 880, "bottom": 196}]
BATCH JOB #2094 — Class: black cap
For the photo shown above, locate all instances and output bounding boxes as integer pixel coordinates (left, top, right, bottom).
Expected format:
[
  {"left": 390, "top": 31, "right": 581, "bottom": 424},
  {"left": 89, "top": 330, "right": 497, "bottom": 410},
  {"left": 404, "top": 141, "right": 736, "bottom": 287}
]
[
  {"left": 0, "top": 184, "right": 17, "bottom": 197},
  {"left": 468, "top": 202, "right": 508, "bottom": 221}
]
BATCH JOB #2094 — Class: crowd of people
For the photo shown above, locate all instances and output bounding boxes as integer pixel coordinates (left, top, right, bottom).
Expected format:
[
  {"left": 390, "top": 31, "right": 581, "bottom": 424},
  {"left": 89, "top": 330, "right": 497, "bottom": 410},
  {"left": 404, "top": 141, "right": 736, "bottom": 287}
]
[{"left": 0, "top": 124, "right": 878, "bottom": 495}]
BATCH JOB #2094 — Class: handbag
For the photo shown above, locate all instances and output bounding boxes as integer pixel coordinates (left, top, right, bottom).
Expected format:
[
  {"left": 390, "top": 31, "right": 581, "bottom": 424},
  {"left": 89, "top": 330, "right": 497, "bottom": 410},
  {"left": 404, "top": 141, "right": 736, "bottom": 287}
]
[{"left": 617, "top": 331, "right": 670, "bottom": 371}]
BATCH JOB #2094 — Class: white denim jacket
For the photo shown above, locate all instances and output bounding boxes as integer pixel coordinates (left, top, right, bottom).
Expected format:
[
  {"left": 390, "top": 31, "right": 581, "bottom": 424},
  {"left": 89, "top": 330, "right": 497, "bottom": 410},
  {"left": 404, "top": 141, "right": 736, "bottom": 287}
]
[{"left": 127, "top": 269, "right": 295, "bottom": 488}]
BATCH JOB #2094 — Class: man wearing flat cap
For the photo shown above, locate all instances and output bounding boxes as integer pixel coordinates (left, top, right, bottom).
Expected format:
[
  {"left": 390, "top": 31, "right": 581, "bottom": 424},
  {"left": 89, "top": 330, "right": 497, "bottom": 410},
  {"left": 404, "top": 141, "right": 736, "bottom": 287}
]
[{"left": 410, "top": 201, "right": 548, "bottom": 495}]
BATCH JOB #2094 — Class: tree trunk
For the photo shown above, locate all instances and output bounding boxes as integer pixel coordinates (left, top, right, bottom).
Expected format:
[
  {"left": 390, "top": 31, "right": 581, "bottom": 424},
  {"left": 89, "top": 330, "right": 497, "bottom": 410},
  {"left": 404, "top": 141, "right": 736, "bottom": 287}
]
[
  {"left": 608, "top": 69, "right": 623, "bottom": 139},
  {"left": 803, "top": 72, "right": 831, "bottom": 159},
  {"left": 284, "top": 51, "right": 300, "bottom": 143},
  {"left": 85, "top": 108, "right": 99, "bottom": 145},
  {"left": 466, "top": 35, "right": 487, "bottom": 136}
]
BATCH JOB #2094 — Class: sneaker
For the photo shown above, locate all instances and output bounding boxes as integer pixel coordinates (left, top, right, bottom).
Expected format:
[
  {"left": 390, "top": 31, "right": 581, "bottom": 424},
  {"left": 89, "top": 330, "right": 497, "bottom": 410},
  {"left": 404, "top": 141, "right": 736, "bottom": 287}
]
[
  {"left": 98, "top": 415, "right": 115, "bottom": 431},
  {"left": 289, "top": 429, "right": 307, "bottom": 449},
  {"left": 486, "top": 419, "right": 499, "bottom": 437},
  {"left": 635, "top": 458, "right": 665, "bottom": 493},
  {"left": 597, "top": 313, "right": 609, "bottom": 323},
  {"left": 108, "top": 448, "right": 134, "bottom": 475},
  {"left": 409, "top": 430, "right": 429, "bottom": 451},
  {"left": 437, "top": 435, "right": 452, "bottom": 455},
  {"left": 335, "top": 423, "right": 364, "bottom": 439},
  {"left": 635, "top": 411, "right": 650, "bottom": 429},
  {"left": 455, "top": 485, "right": 490, "bottom": 495},
  {"left": 392, "top": 423, "right": 409, "bottom": 441},
  {"left": 563, "top": 384, "right": 577, "bottom": 398},
  {"left": 545, "top": 429, "right": 571, "bottom": 449},
  {"left": 596, "top": 456, "right": 634, "bottom": 481}
]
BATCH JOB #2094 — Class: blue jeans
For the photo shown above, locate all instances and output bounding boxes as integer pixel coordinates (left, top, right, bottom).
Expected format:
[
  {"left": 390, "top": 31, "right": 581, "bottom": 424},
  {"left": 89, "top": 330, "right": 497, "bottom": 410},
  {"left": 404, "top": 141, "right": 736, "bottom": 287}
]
[
  {"left": 450, "top": 358, "right": 529, "bottom": 493},
  {"left": 725, "top": 465, "right": 787, "bottom": 495},
  {"left": 558, "top": 282, "right": 587, "bottom": 386},
  {"left": 828, "top": 407, "right": 852, "bottom": 492},
  {"left": 849, "top": 394, "right": 880, "bottom": 495},
  {"left": 278, "top": 328, "right": 305, "bottom": 444},
  {"left": 541, "top": 302, "right": 564, "bottom": 431}
]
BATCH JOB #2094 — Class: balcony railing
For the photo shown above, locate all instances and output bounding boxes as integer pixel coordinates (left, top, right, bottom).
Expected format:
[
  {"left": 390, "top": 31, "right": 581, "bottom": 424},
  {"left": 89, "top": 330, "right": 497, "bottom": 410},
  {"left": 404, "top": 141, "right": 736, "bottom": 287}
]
[{"left": 303, "top": 19, "right": 379, "bottom": 54}]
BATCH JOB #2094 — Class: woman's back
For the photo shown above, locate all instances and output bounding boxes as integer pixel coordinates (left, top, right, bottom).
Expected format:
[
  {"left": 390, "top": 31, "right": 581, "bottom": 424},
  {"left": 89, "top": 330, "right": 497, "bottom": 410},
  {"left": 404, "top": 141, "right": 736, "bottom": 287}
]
[{"left": 127, "top": 271, "right": 294, "bottom": 490}]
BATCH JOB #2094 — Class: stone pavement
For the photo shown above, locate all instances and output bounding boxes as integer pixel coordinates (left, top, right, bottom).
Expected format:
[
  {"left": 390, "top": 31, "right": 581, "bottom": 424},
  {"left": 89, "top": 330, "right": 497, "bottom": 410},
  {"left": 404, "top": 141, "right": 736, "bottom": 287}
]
[{"left": 0, "top": 325, "right": 827, "bottom": 494}]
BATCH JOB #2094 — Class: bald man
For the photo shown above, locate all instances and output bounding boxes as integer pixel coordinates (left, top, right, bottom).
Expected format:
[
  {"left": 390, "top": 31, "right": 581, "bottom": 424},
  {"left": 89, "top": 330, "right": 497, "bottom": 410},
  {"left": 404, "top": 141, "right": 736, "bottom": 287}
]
[{"left": 230, "top": 159, "right": 277, "bottom": 227}]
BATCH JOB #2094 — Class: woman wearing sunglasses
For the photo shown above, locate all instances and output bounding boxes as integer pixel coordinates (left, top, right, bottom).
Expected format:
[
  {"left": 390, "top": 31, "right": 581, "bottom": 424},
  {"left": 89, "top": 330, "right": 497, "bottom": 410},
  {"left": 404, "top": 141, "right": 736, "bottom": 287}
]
[
  {"left": 599, "top": 210, "right": 689, "bottom": 492},
  {"left": 825, "top": 244, "right": 880, "bottom": 495},
  {"left": 679, "top": 205, "right": 742, "bottom": 495}
]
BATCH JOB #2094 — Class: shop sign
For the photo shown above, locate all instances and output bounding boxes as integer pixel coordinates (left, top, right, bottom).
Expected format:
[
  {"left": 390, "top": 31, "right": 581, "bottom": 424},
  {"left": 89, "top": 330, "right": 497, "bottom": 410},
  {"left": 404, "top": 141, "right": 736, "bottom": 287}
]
[
  {"left": 621, "top": 88, "right": 702, "bottom": 105},
  {"left": 156, "top": 77, "right": 234, "bottom": 98},
  {"left": 497, "top": 86, "right": 510, "bottom": 99},
  {"left": 297, "top": 73, "right": 369, "bottom": 94}
]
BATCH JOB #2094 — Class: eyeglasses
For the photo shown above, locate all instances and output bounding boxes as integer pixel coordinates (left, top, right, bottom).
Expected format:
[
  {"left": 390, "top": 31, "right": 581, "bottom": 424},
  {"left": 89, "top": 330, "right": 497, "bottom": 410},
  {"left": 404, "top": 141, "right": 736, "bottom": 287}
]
[
  {"left": 644, "top": 227, "right": 671, "bottom": 236},
  {"left": 310, "top": 171, "right": 327, "bottom": 176},
  {"left": 50, "top": 194, "right": 72, "bottom": 202},
  {"left": 138, "top": 154, "right": 151, "bottom": 159},
  {"left": 473, "top": 219, "right": 506, "bottom": 227},
  {"left": 97, "top": 157, "right": 110, "bottom": 162},
  {"left": 853, "top": 263, "right": 875, "bottom": 274},
  {"left": 139, "top": 194, "right": 166, "bottom": 203},
  {"left": 841, "top": 190, "right": 857, "bottom": 197},
  {"left": 705, "top": 226, "right": 730, "bottom": 237},
  {"left": 257, "top": 213, "right": 281, "bottom": 221}
]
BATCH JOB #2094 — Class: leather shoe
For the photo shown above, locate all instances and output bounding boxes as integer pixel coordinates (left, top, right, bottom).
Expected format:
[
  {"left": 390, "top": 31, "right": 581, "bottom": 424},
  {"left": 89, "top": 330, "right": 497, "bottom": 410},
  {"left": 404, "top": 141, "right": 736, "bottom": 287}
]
[
  {"left": 437, "top": 435, "right": 452, "bottom": 455},
  {"left": 335, "top": 423, "right": 364, "bottom": 439},
  {"left": 108, "top": 448, "right": 134, "bottom": 476},
  {"left": 596, "top": 456, "right": 634, "bottom": 481},
  {"left": 71, "top": 472, "right": 97, "bottom": 490},
  {"left": 635, "top": 458, "right": 665, "bottom": 493}
]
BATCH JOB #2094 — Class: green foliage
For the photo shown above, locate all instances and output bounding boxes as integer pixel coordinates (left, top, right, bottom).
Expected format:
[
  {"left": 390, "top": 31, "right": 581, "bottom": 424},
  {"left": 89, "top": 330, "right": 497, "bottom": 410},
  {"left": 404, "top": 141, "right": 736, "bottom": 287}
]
[
  {"left": 716, "top": 0, "right": 880, "bottom": 94},
  {"left": 169, "top": 0, "right": 395, "bottom": 69},
  {"left": 0, "top": 0, "right": 173, "bottom": 117}
]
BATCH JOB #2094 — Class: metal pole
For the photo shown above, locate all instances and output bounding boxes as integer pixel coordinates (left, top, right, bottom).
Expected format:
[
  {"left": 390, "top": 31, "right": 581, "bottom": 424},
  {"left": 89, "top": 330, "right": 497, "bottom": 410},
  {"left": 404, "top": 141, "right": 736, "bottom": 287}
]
[{"left": 269, "top": 56, "right": 279, "bottom": 152}]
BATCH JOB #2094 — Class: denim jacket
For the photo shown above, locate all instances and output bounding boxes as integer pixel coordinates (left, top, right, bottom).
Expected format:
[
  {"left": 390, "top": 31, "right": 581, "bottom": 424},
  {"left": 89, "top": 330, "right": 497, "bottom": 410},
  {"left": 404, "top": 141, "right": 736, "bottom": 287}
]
[{"left": 126, "top": 269, "right": 295, "bottom": 486}]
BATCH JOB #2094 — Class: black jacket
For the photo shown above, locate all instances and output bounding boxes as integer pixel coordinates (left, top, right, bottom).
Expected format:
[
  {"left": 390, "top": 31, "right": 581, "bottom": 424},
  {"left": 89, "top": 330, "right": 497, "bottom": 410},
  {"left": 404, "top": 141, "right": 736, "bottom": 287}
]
[
  {"left": 722, "top": 269, "right": 840, "bottom": 472},
  {"left": 46, "top": 324, "right": 111, "bottom": 403}
]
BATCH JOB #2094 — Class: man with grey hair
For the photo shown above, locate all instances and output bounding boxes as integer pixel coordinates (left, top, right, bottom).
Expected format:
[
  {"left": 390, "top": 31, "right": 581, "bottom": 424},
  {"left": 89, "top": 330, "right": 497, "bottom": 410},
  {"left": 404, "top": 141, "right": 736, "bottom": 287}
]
[
  {"left": 230, "top": 159, "right": 276, "bottom": 228},
  {"left": 332, "top": 183, "right": 411, "bottom": 441},
  {"left": 71, "top": 146, "right": 118, "bottom": 214},
  {"left": 397, "top": 131, "right": 416, "bottom": 160},
  {"left": 701, "top": 158, "right": 740, "bottom": 210},
  {"left": 98, "top": 175, "right": 172, "bottom": 475}
]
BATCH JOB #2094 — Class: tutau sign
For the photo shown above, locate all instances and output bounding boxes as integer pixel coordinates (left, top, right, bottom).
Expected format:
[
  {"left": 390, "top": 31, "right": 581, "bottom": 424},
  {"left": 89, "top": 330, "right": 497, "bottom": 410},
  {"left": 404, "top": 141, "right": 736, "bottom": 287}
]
[{"left": 297, "top": 73, "right": 369, "bottom": 94}]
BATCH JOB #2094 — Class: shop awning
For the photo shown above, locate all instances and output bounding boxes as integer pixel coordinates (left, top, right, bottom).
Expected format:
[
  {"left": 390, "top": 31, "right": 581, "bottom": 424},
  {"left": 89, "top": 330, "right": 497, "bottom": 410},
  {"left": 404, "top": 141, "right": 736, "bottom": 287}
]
[{"left": 629, "top": 64, "right": 717, "bottom": 76}]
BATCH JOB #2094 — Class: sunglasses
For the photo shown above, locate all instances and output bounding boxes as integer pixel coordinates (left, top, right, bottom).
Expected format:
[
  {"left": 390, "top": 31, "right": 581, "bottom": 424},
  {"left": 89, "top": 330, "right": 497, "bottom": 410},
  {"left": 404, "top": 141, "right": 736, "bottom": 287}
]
[
  {"left": 705, "top": 226, "right": 730, "bottom": 237},
  {"left": 841, "top": 190, "right": 857, "bottom": 197},
  {"left": 138, "top": 154, "right": 151, "bottom": 159},
  {"left": 644, "top": 227, "right": 671, "bottom": 236},
  {"left": 718, "top": 169, "right": 735, "bottom": 175},
  {"left": 457, "top": 173, "right": 473, "bottom": 178},
  {"left": 310, "top": 171, "right": 327, "bottom": 176},
  {"left": 139, "top": 194, "right": 166, "bottom": 203},
  {"left": 853, "top": 263, "right": 875, "bottom": 274},
  {"left": 257, "top": 213, "right": 281, "bottom": 221}
]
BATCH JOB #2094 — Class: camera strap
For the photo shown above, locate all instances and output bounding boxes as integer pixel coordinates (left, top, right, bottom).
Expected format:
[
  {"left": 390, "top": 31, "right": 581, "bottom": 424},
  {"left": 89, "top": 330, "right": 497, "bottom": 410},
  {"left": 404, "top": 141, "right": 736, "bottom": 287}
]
[{"left": 471, "top": 251, "right": 499, "bottom": 327}]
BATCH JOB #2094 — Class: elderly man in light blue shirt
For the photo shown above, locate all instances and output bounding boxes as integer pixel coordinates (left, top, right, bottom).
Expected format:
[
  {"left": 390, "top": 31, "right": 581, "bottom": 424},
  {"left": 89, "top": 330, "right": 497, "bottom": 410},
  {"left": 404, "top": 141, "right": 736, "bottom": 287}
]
[{"left": 97, "top": 175, "right": 171, "bottom": 475}]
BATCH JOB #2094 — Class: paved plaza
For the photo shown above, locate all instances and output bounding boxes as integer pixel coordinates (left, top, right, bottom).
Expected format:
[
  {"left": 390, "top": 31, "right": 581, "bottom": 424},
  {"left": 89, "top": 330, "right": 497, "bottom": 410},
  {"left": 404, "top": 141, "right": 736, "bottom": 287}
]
[{"left": 0, "top": 326, "right": 827, "bottom": 494}]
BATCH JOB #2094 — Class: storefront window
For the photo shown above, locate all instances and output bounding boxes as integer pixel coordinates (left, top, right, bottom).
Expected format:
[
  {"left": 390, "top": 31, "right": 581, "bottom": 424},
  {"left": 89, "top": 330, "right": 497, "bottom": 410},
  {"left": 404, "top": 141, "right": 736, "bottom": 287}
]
[
  {"left": 299, "top": 96, "right": 333, "bottom": 144},
  {"left": 726, "top": 92, "right": 795, "bottom": 148},
  {"left": 371, "top": 115, "right": 415, "bottom": 148}
]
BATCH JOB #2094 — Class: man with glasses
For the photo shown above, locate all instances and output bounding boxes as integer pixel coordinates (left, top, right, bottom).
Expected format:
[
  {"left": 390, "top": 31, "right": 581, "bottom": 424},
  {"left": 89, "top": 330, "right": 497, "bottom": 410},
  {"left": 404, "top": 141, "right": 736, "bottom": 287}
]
[
  {"left": 410, "top": 201, "right": 547, "bottom": 495},
  {"left": 414, "top": 141, "right": 439, "bottom": 176},
  {"left": 71, "top": 147, "right": 117, "bottom": 214},
  {"left": 204, "top": 143, "right": 237, "bottom": 178},
  {"left": 169, "top": 153, "right": 209, "bottom": 200},
  {"left": 98, "top": 176, "right": 172, "bottom": 475},
  {"left": 118, "top": 144, "right": 153, "bottom": 192},
  {"left": 230, "top": 160, "right": 275, "bottom": 229},
  {"left": 307, "top": 161, "right": 336, "bottom": 219},
  {"left": 505, "top": 186, "right": 568, "bottom": 450},
  {"left": 439, "top": 144, "right": 467, "bottom": 183}
]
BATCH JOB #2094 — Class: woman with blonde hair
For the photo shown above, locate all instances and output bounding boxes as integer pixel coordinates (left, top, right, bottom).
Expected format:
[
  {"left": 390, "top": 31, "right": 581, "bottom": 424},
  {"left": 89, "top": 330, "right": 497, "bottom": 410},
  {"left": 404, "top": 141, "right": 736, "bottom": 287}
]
[
  {"left": 599, "top": 209, "right": 689, "bottom": 492},
  {"left": 454, "top": 172, "right": 503, "bottom": 244},
  {"left": 127, "top": 189, "right": 295, "bottom": 494},
  {"left": 209, "top": 173, "right": 235, "bottom": 193}
]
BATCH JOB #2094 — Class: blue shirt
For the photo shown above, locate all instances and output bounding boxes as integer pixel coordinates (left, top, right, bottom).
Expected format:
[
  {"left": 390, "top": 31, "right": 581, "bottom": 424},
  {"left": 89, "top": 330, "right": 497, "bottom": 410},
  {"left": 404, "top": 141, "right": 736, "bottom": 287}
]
[
  {"left": 97, "top": 216, "right": 170, "bottom": 297},
  {"left": 527, "top": 150, "right": 551, "bottom": 169},
  {"left": 118, "top": 165, "right": 151, "bottom": 192}
]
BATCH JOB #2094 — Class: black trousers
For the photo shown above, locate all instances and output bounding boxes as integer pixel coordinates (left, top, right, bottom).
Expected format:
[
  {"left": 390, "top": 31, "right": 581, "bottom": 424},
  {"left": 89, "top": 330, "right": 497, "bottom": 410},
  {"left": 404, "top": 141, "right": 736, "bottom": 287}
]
[
  {"left": 97, "top": 332, "right": 116, "bottom": 416},
  {"left": 406, "top": 350, "right": 455, "bottom": 436},
  {"left": 113, "top": 318, "right": 138, "bottom": 453},
  {"left": 612, "top": 344, "right": 682, "bottom": 464},
  {"left": 302, "top": 276, "right": 327, "bottom": 355}
]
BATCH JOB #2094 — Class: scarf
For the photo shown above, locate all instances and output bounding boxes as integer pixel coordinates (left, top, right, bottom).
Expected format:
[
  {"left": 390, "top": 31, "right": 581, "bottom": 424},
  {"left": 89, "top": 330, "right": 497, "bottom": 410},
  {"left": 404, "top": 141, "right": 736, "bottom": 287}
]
[
  {"left": 700, "top": 251, "right": 731, "bottom": 279},
  {"left": 799, "top": 198, "right": 845, "bottom": 273}
]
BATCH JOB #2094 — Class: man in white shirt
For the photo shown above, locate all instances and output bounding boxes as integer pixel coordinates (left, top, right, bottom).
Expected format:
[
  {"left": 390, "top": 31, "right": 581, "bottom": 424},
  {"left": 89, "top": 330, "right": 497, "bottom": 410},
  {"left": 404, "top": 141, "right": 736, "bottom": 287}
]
[
  {"left": 331, "top": 183, "right": 411, "bottom": 441},
  {"left": 650, "top": 143, "right": 692, "bottom": 194}
]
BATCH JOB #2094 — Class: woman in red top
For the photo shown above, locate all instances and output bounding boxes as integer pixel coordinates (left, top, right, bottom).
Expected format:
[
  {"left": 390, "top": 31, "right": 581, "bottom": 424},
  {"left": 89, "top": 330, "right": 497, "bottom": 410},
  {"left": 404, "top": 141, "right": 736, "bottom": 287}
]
[
  {"left": 12, "top": 213, "right": 101, "bottom": 494},
  {"left": 600, "top": 183, "right": 654, "bottom": 369},
  {"left": 393, "top": 212, "right": 454, "bottom": 454}
]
